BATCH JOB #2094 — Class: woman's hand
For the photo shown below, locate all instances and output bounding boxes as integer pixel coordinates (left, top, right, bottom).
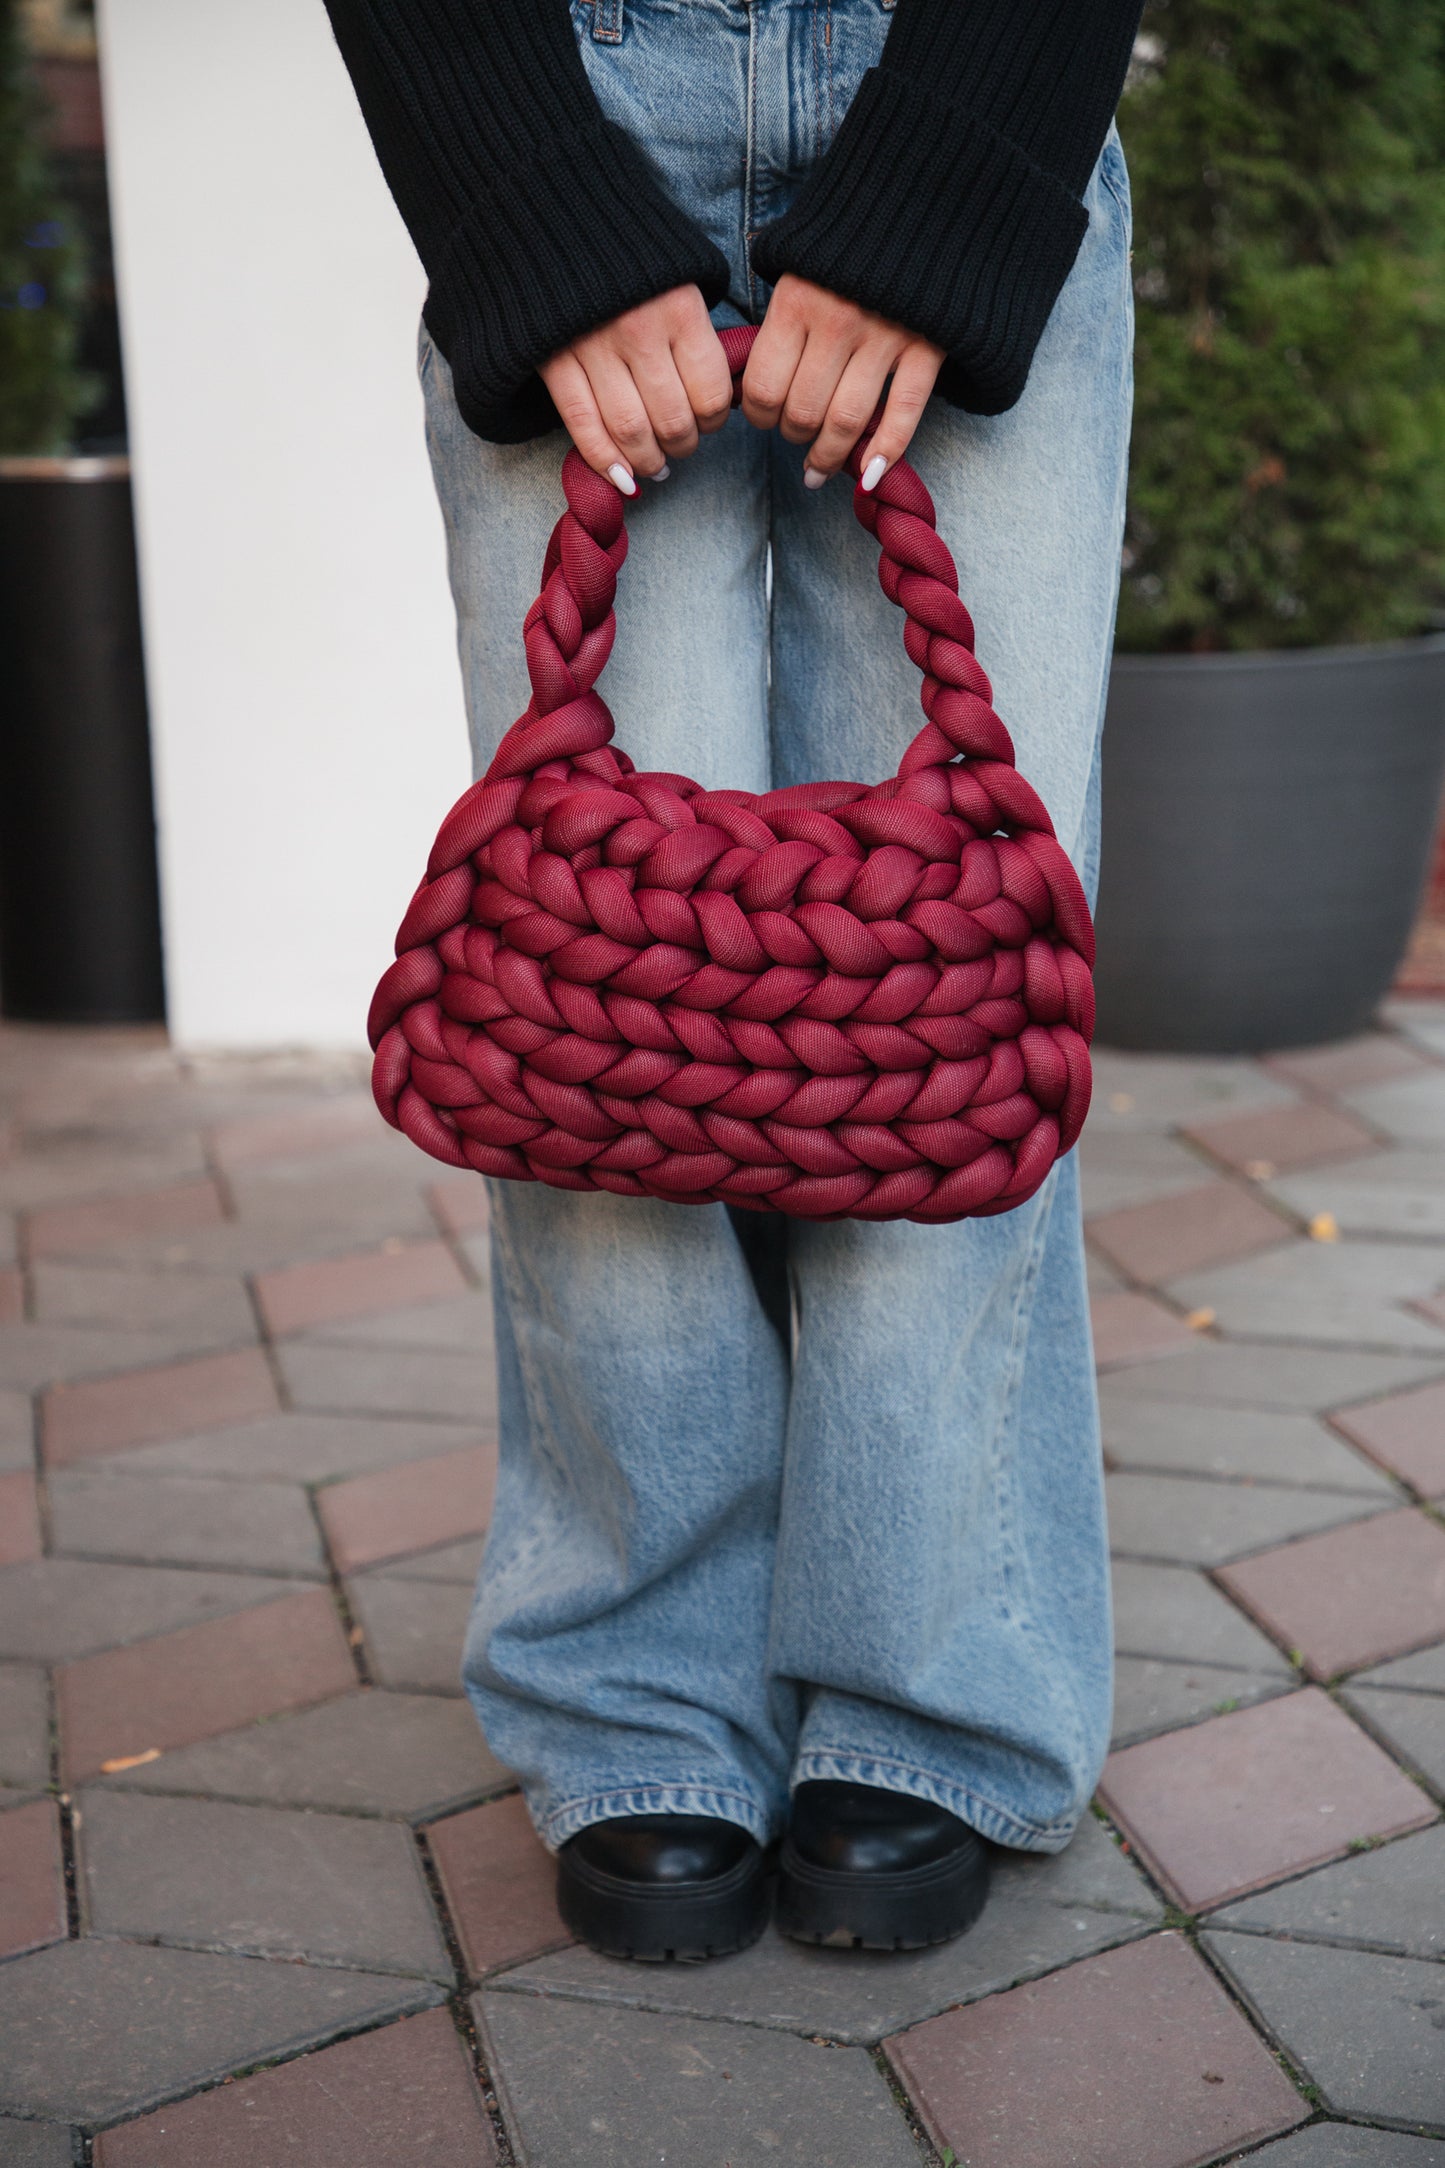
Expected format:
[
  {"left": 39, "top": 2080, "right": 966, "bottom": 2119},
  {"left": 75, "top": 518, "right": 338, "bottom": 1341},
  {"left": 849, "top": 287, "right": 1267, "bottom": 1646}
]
[
  {"left": 741, "top": 274, "right": 945, "bottom": 491},
  {"left": 539, "top": 285, "right": 733, "bottom": 496}
]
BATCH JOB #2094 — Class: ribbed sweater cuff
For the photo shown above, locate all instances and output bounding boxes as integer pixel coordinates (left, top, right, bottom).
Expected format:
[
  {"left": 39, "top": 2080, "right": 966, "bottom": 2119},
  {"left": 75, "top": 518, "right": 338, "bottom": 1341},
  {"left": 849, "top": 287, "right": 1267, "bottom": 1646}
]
[
  {"left": 750, "top": 68, "right": 1089, "bottom": 416},
  {"left": 423, "top": 118, "right": 731, "bottom": 444}
]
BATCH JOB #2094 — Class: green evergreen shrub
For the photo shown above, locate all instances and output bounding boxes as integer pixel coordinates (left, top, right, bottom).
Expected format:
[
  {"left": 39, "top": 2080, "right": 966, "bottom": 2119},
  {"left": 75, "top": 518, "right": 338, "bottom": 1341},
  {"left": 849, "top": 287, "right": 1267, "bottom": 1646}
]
[
  {"left": 1117, "top": 0, "right": 1445, "bottom": 651},
  {"left": 0, "top": 0, "right": 95, "bottom": 452}
]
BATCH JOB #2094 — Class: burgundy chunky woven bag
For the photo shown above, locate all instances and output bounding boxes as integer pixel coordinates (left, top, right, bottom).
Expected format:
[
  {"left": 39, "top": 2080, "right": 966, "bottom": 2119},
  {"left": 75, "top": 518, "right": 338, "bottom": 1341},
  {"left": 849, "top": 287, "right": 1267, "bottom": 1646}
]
[{"left": 370, "top": 324, "right": 1095, "bottom": 1224}]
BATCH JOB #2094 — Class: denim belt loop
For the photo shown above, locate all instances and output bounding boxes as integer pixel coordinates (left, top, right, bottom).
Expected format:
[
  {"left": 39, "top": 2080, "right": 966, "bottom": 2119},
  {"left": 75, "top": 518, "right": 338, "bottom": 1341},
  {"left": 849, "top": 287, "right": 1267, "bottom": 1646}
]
[{"left": 590, "top": 0, "right": 623, "bottom": 42}]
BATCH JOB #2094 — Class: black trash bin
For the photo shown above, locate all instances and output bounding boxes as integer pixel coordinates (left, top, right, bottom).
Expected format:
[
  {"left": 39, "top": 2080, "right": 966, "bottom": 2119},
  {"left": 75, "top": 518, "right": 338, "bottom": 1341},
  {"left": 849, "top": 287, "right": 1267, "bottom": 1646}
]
[{"left": 0, "top": 454, "right": 165, "bottom": 1022}]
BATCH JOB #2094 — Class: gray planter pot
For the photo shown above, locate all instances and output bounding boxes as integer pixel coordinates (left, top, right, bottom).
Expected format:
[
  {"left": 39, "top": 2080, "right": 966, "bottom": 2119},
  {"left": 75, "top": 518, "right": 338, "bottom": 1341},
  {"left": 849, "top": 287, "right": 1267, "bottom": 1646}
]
[{"left": 1092, "top": 636, "right": 1445, "bottom": 1053}]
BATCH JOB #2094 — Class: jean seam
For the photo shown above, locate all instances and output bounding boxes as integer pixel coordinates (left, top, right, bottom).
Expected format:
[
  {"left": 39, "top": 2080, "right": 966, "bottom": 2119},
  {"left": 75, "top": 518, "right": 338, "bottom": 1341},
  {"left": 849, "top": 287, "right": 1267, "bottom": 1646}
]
[
  {"left": 791, "top": 1748, "right": 1079, "bottom": 1850},
  {"left": 539, "top": 1780, "right": 776, "bottom": 1849}
]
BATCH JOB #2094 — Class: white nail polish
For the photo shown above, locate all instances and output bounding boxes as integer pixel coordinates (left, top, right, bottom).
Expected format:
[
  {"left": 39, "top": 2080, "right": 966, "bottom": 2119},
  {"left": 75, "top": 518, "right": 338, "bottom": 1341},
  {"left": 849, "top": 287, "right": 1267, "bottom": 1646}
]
[
  {"left": 651, "top": 462, "right": 671, "bottom": 481},
  {"left": 803, "top": 466, "right": 828, "bottom": 491},
  {"left": 861, "top": 453, "right": 887, "bottom": 493},
  {"left": 607, "top": 463, "right": 637, "bottom": 497}
]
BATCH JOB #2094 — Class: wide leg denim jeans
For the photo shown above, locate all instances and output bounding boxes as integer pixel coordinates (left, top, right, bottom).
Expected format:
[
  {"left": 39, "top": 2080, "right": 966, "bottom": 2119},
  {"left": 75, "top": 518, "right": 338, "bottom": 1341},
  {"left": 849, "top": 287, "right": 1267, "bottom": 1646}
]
[{"left": 420, "top": 0, "right": 1134, "bottom": 1855}]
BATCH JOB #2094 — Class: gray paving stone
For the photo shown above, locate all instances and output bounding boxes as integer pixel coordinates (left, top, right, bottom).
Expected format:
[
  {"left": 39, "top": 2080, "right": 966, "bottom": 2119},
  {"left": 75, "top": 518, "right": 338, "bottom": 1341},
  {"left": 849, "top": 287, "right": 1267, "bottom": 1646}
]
[
  {"left": 492, "top": 1816, "right": 1160, "bottom": 2046},
  {"left": 1355, "top": 1643, "right": 1445, "bottom": 1694},
  {"left": 0, "top": 1663, "right": 50, "bottom": 1789},
  {"left": 1100, "top": 1396, "right": 1397, "bottom": 1495},
  {"left": 1384, "top": 999, "right": 1445, "bottom": 1059},
  {"left": 0, "top": 2121, "right": 77, "bottom": 2165},
  {"left": 49, "top": 1471, "right": 324, "bottom": 1577},
  {"left": 97, "top": 1688, "right": 510, "bottom": 1820},
  {"left": 1343, "top": 1072, "right": 1445, "bottom": 1146},
  {"left": 1101, "top": 1342, "right": 1445, "bottom": 1414},
  {"left": 1088, "top": 1051, "right": 1296, "bottom": 1132},
  {"left": 1269, "top": 1151, "right": 1445, "bottom": 1241},
  {"left": 0, "top": 1136, "right": 207, "bottom": 1215},
  {"left": 365, "top": 1537, "right": 486, "bottom": 1587},
  {"left": 0, "top": 1560, "right": 312, "bottom": 1663},
  {"left": 104, "top": 1413, "right": 491, "bottom": 1485},
  {"left": 1086, "top": 1247, "right": 1127, "bottom": 1295},
  {"left": 476, "top": 1991, "right": 928, "bottom": 2165},
  {"left": 1169, "top": 1242, "right": 1445, "bottom": 1355},
  {"left": 0, "top": 1937, "right": 438, "bottom": 2127},
  {"left": 1079, "top": 1130, "right": 1215, "bottom": 1215},
  {"left": 0, "top": 1388, "right": 33, "bottom": 1473},
  {"left": 1105, "top": 1472, "right": 1379, "bottom": 1566},
  {"left": 278, "top": 1344, "right": 494, "bottom": 1425},
  {"left": 77, "top": 1789, "right": 451, "bottom": 1979},
  {"left": 29, "top": 1263, "right": 254, "bottom": 1349},
  {"left": 304, "top": 1294, "right": 494, "bottom": 1357},
  {"left": 1242, "top": 2131, "right": 1445, "bottom": 2167},
  {"left": 346, "top": 1578, "right": 470, "bottom": 1694},
  {"left": 1111, "top": 1654, "right": 1293, "bottom": 1746},
  {"left": 1342, "top": 1687, "right": 1445, "bottom": 1791},
  {"left": 1112, "top": 1559, "right": 1296, "bottom": 1672},
  {"left": 0, "top": 1323, "right": 263, "bottom": 1393},
  {"left": 1211, "top": 1824, "right": 1445, "bottom": 1958},
  {"left": 1205, "top": 1930, "right": 1445, "bottom": 2129}
]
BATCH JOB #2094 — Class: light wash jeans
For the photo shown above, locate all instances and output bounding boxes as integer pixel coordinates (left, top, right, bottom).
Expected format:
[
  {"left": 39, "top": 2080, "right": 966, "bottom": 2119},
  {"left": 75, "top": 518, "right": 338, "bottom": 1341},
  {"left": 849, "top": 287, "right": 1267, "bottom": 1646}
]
[{"left": 421, "top": 0, "right": 1133, "bottom": 1855}]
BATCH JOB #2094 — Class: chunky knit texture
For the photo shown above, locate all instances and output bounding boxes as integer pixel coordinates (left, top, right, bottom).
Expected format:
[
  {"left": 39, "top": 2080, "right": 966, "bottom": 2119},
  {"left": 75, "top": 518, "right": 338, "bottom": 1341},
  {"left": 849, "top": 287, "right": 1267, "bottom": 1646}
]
[
  {"left": 324, "top": 0, "right": 1141, "bottom": 442},
  {"left": 369, "top": 327, "right": 1095, "bottom": 1225}
]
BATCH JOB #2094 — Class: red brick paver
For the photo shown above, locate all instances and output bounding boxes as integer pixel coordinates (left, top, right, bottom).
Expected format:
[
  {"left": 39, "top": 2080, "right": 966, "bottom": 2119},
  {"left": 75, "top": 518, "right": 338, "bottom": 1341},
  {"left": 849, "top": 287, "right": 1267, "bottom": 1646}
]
[
  {"left": 0, "top": 1267, "right": 22, "bottom": 1322},
  {"left": 318, "top": 1444, "right": 496, "bottom": 1574},
  {"left": 57, "top": 1589, "right": 356, "bottom": 1780},
  {"left": 1330, "top": 1375, "right": 1445, "bottom": 1496},
  {"left": 93, "top": 2007, "right": 496, "bottom": 2167},
  {"left": 1216, "top": 1507, "right": 1445, "bottom": 1680},
  {"left": 1097, "top": 1688, "right": 1434, "bottom": 1912},
  {"left": 1183, "top": 1101, "right": 1377, "bottom": 1176},
  {"left": 1087, "top": 1183, "right": 1289, "bottom": 1285},
  {"left": 254, "top": 1241, "right": 468, "bottom": 1338},
  {"left": 1262, "top": 1035, "right": 1430, "bottom": 1096},
  {"left": 42, "top": 1347, "right": 279, "bottom": 1467},
  {"left": 428, "top": 1792, "right": 569, "bottom": 1979},
  {"left": 428, "top": 1176, "right": 490, "bottom": 1238},
  {"left": 0, "top": 1798, "right": 67, "bottom": 1959},
  {"left": 1091, "top": 1291, "right": 1199, "bottom": 1369},
  {"left": 885, "top": 1931, "right": 1306, "bottom": 2168},
  {"left": 0, "top": 1470, "right": 42, "bottom": 1567},
  {"left": 26, "top": 1179, "right": 226, "bottom": 1260},
  {"left": 1413, "top": 1283, "right": 1445, "bottom": 1332},
  {"left": 208, "top": 1095, "right": 384, "bottom": 1169}
]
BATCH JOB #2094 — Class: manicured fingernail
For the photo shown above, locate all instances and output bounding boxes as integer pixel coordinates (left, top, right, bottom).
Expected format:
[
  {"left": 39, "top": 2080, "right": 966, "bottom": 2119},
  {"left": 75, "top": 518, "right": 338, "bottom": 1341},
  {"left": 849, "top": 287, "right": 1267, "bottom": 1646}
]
[
  {"left": 803, "top": 466, "right": 828, "bottom": 490},
  {"left": 861, "top": 454, "right": 887, "bottom": 493},
  {"left": 607, "top": 463, "right": 637, "bottom": 496},
  {"left": 651, "top": 462, "right": 671, "bottom": 481}
]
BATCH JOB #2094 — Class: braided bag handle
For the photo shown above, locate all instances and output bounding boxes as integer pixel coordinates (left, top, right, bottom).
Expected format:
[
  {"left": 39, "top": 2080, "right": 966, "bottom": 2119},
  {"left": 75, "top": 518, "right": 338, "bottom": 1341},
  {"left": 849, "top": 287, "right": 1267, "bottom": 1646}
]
[{"left": 370, "top": 323, "right": 1094, "bottom": 1223}]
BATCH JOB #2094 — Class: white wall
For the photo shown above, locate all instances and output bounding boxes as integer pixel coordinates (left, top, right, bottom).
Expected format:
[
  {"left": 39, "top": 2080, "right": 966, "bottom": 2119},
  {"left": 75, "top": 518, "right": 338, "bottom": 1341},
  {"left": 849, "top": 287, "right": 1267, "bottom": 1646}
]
[{"left": 97, "top": 0, "right": 470, "bottom": 1046}]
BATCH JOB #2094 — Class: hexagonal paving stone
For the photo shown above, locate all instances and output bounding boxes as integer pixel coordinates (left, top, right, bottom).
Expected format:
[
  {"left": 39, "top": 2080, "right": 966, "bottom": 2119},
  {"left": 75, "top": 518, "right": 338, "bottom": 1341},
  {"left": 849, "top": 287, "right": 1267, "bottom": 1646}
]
[
  {"left": 1111, "top": 1655, "right": 1292, "bottom": 1748},
  {"left": 1097, "top": 1689, "right": 1434, "bottom": 1913},
  {"left": 428, "top": 1793, "right": 567, "bottom": 1980},
  {"left": 105, "top": 1413, "right": 490, "bottom": 1485},
  {"left": 1205, "top": 1929, "right": 1445, "bottom": 2129},
  {"left": 1112, "top": 1559, "right": 1296, "bottom": 1675},
  {"left": 346, "top": 1577, "right": 470, "bottom": 1694},
  {"left": 1168, "top": 1242, "right": 1445, "bottom": 1355},
  {"left": 1211, "top": 1823, "right": 1445, "bottom": 1959},
  {"left": 489, "top": 1814, "right": 1161, "bottom": 2046},
  {"left": 0, "top": 1387, "right": 32, "bottom": 1473},
  {"left": 1103, "top": 1342, "right": 1445, "bottom": 1414},
  {"left": 1342, "top": 1070, "right": 1445, "bottom": 1147},
  {"left": 368, "top": 1537, "right": 486, "bottom": 1586},
  {"left": 0, "top": 1799, "right": 66, "bottom": 1959},
  {"left": 1104, "top": 1473, "right": 1379, "bottom": 1568},
  {"left": 884, "top": 1930, "right": 1306, "bottom": 2168},
  {"left": 42, "top": 1348, "right": 279, "bottom": 1466},
  {"left": 77, "top": 1790, "right": 451, "bottom": 1978},
  {"left": 1263, "top": 1034, "right": 1429, "bottom": 1096},
  {"left": 254, "top": 1241, "right": 468, "bottom": 1339},
  {"left": 1079, "top": 1130, "right": 1209, "bottom": 1215},
  {"left": 1216, "top": 1508, "right": 1445, "bottom": 1681},
  {"left": 1087, "top": 1182, "right": 1291, "bottom": 1285},
  {"left": 29, "top": 1262, "right": 254, "bottom": 1352},
  {"left": 1100, "top": 1397, "right": 1396, "bottom": 1495},
  {"left": 48, "top": 1470, "right": 324, "bottom": 1577},
  {"left": 1269, "top": 1150, "right": 1445, "bottom": 1242},
  {"left": 24, "top": 1178, "right": 226, "bottom": 1260},
  {"left": 316, "top": 1445, "right": 494, "bottom": 1575},
  {"left": 57, "top": 1587, "right": 356, "bottom": 1780},
  {"left": 0, "top": 1558, "right": 312, "bottom": 1665},
  {"left": 0, "top": 1938, "right": 438, "bottom": 2127},
  {"left": 308, "top": 1294, "right": 494, "bottom": 1355},
  {"left": 1244, "top": 2132, "right": 1445, "bottom": 2167},
  {"left": 0, "top": 1472, "right": 41, "bottom": 1567},
  {"left": 1353, "top": 1642, "right": 1445, "bottom": 1695},
  {"left": 1087, "top": 1052, "right": 1296, "bottom": 1133},
  {"left": 0, "top": 1663, "right": 50, "bottom": 1789},
  {"left": 1331, "top": 1377, "right": 1445, "bottom": 1497},
  {"left": 98, "top": 1689, "right": 510, "bottom": 1821},
  {"left": 1091, "top": 1292, "right": 1198, "bottom": 1369},
  {"left": 476, "top": 1992, "right": 921, "bottom": 2167},
  {"left": 92, "top": 2008, "right": 495, "bottom": 2167},
  {"left": 277, "top": 1343, "right": 495, "bottom": 1425},
  {"left": 1342, "top": 1686, "right": 1445, "bottom": 1792},
  {"left": 1182, "top": 1100, "right": 1375, "bottom": 1174},
  {"left": 0, "top": 2121, "right": 77, "bottom": 2165}
]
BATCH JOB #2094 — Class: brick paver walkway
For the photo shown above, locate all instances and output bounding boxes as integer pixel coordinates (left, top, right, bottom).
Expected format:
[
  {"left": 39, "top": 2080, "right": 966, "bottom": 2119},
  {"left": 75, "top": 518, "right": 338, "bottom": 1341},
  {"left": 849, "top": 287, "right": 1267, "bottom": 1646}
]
[{"left": 2, "top": 1010, "right": 1444, "bottom": 2164}]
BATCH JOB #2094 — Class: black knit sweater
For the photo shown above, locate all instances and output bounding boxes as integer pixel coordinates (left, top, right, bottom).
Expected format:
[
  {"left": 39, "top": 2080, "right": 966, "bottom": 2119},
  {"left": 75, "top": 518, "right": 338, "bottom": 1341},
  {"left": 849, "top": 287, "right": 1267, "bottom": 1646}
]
[{"left": 324, "top": 0, "right": 1142, "bottom": 445}]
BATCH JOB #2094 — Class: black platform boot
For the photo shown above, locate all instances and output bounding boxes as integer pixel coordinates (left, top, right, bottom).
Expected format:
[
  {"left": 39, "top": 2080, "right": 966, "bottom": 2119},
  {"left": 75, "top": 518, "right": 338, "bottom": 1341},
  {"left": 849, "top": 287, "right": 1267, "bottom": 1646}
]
[
  {"left": 556, "top": 1814, "right": 770, "bottom": 1962},
  {"left": 777, "top": 1781, "right": 992, "bottom": 1951}
]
